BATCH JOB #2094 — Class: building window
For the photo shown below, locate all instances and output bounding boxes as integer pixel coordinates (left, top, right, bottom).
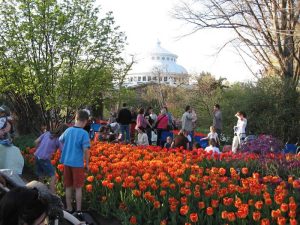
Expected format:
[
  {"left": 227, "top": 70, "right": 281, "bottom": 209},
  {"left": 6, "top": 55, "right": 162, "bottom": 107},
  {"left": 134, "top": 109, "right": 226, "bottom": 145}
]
[
  {"left": 159, "top": 77, "right": 162, "bottom": 81},
  {"left": 156, "top": 56, "right": 160, "bottom": 60},
  {"left": 138, "top": 76, "right": 141, "bottom": 81},
  {"left": 164, "top": 77, "right": 167, "bottom": 82},
  {"left": 162, "top": 57, "right": 165, "bottom": 60},
  {"left": 143, "top": 76, "right": 146, "bottom": 81},
  {"left": 152, "top": 57, "right": 155, "bottom": 60},
  {"left": 153, "top": 76, "right": 157, "bottom": 80},
  {"left": 167, "top": 57, "right": 169, "bottom": 60},
  {"left": 130, "top": 78, "right": 133, "bottom": 82},
  {"left": 148, "top": 76, "right": 151, "bottom": 81}
]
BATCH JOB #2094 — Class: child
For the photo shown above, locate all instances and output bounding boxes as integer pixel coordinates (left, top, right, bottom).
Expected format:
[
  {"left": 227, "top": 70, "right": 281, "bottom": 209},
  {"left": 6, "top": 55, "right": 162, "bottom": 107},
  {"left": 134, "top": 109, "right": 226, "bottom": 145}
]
[
  {"left": 34, "top": 124, "right": 68, "bottom": 193},
  {"left": 136, "top": 127, "right": 149, "bottom": 146},
  {"left": 98, "top": 126, "right": 109, "bottom": 142},
  {"left": 164, "top": 136, "right": 172, "bottom": 149},
  {"left": 59, "top": 110, "right": 90, "bottom": 213},
  {"left": 200, "top": 126, "right": 220, "bottom": 146},
  {"left": 205, "top": 139, "right": 220, "bottom": 154}
]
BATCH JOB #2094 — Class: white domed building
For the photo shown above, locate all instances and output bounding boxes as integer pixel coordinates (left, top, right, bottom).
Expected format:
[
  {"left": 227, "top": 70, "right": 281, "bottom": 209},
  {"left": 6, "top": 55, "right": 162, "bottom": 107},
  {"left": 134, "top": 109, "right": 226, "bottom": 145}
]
[{"left": 124, "top": 41, "right": 189, "bottom": 87}]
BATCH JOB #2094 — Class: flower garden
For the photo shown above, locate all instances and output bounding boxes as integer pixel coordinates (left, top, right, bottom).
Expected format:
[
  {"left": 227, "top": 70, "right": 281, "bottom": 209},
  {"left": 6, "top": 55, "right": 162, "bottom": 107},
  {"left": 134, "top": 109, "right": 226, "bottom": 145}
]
[{"left": 22, "top": 142, "right": 300, "bottom": 225}]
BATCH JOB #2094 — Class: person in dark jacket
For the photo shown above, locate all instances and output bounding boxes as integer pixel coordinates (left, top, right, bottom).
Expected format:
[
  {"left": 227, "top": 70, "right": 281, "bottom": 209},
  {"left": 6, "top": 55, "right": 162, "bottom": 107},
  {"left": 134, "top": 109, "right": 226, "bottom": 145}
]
[{"left": 117, "top": 103, "right": 132, "bottom": 143}]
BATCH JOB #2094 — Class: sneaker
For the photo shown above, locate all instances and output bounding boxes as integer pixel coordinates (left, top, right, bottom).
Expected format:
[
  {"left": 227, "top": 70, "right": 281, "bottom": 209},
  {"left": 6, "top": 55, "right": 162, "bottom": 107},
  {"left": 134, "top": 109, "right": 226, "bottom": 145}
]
[{"left": 73, "top": 211, "right": 85, "bottom": 222}]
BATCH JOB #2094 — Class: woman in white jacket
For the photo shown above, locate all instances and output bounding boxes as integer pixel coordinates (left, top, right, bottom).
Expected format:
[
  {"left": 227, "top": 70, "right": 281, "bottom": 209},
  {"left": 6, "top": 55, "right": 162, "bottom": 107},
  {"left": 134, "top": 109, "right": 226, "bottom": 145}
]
[{"left": 232, "top": 111, "right": 247, "bottom": 153}]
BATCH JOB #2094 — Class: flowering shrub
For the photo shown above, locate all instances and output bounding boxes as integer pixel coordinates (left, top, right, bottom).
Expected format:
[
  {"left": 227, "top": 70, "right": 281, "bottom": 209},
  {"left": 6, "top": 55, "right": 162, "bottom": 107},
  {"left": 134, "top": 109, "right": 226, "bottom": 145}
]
[
  {"left": 241, "top": 135, "right": 284, "bottom": 154},
  {"left": 23, "top": 143, "right": 300, "bottom": 224}
]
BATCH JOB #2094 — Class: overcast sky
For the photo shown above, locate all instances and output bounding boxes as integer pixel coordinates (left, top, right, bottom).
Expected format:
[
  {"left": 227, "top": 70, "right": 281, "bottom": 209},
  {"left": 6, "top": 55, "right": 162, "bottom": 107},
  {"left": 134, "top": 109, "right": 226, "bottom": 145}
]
[{"left": 98, "top": 0, "right": 259, "bottom": 82}]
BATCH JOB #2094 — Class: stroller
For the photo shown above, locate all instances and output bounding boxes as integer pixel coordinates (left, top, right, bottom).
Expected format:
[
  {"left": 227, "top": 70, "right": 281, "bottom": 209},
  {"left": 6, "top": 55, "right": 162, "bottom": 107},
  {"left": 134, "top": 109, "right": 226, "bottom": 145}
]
[{"left": 0, "top": 169, "right": 98, "bottom": 225}]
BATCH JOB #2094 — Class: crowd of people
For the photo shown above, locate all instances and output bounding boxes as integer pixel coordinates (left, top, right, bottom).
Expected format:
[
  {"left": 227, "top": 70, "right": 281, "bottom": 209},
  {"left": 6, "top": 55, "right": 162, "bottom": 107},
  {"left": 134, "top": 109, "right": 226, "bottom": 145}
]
[
  {"left": 96, "top": 103, "right": 245, "bottom": 153},
  {"left": 0, "top": 103, "right": 249, "bottom": 224},
  {"left": 94, "top": 103, "right": 249, "bottom": 155}
]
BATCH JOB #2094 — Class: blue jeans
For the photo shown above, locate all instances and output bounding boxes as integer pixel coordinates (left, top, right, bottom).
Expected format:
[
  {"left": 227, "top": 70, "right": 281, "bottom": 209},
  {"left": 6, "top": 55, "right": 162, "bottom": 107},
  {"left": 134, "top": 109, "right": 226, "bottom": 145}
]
[
  {"left": 120, "top": 125, "right": 130, "bottom": 143},
  {"left": 146, "top": 128, "right": 152, "bottom": 145},
  {"left": 35, "top": 156, "right": 55, "bottom": 177},
  {"left": 189, "top": 131, "right": 194, "bottom": 150}
]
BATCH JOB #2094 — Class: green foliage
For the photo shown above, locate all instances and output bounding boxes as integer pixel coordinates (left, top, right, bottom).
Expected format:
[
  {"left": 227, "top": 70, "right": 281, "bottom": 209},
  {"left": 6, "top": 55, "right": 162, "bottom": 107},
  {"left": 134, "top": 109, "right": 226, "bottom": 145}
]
[
  {"left": 219, "top": 77, "right": 300, "bottom": 141},
  {"left": 0, "top": 0, "right": 127, "bottom": 132},
  {"left": 123, "top": 74, "right": 299, "bottom": 142},
  {"left": 13, "top": 134, "right": 36, "bottom": 150}
]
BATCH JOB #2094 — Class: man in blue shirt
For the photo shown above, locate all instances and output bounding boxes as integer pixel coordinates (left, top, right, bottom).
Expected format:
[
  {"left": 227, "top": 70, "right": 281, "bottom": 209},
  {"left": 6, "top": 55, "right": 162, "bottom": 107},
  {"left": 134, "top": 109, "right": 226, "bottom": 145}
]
[{"left": 59, "top": 110, "right": 90, "bottom": 213}]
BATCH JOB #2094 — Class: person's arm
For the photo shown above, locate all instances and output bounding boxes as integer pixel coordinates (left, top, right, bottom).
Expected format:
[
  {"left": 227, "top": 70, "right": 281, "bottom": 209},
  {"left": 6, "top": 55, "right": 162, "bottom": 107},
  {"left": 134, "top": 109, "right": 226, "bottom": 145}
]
[
  {"left": 34, "top": 132, "right": 46, "bottom": 147},
  {"left": 235, "top": 113, "right": 242, "bottom": 120},
  {"left": 171, "top": 141, "right": 175, "bottom": 148},
  {"left": 186, "top": 142, "right": 190, "bottom": 150},
  {"left": 59, "top": 130, "right": 66, "bottom": 144},
  {"left": 191, "top": 110, "right": 197, "bottom": 122},
  {"left": 84, "top": 148, "right": 90, "bottom": 171},
  {"left": 34, "top": 137, "right": 41, "bottom": 146}
]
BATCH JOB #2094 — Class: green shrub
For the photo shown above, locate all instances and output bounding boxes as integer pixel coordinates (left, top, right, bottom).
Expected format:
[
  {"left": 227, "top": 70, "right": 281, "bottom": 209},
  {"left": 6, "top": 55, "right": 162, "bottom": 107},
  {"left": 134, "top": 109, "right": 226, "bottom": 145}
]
[{"left": 13, "top": 134, "right": 36, "bottom": 151}]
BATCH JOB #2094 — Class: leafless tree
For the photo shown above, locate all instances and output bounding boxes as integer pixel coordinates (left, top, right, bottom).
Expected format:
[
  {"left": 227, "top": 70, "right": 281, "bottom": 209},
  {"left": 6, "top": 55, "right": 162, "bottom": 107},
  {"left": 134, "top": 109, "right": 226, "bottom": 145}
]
[{"left": 173, "top": 0, "right": 300, "bottom": 86}]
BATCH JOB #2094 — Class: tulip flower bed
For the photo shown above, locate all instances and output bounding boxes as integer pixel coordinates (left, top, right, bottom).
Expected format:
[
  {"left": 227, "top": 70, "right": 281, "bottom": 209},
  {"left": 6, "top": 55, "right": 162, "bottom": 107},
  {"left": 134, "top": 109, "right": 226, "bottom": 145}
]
[{"left": 22, "top": 143, "right": 300, "bottom": 224}]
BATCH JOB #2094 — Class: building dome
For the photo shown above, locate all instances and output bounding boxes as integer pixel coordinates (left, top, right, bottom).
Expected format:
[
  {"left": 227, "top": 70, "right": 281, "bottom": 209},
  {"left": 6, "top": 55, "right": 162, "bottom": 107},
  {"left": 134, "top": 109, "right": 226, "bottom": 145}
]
[{"left": 125, "top": 41, "right": 188, "bottom": 87}]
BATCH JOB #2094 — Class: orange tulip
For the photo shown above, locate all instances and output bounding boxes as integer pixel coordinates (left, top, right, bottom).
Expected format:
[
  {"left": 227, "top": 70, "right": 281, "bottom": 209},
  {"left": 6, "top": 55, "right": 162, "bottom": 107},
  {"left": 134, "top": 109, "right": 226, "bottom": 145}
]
[
  {"left": 57, "top": 164, "right": 64, "bottom": 172},
  {"left": 254, "top": 201, "right": 264, "bottom": 209},
  {"left": 189, "top": 213, "right": 198, "bottom": 223},
  {"left": 289, "top": 202, "right": 297, "bottom": 211},
  {"left": 271, "top": 209, "right": 281, "bottom": 218},
  {"left": 211, "top": 199, "right": 219, "bottom": 208},
  {"left": 206, "top": 207, "right": 213, "bottom": 216},
  {"left": 132, "top": 189, "right": 141, "bottom": 197},
  {"left": 160, "top": 190, "right": 167, "bottom": 197},
  {"left": 289, "top": 210, "right": 296, "bottom": 218},
  {"left": 253, "top": 172, "right": 260, "bottom": 179},
  {"left": 252, "top": 211, "right": 261, "bottom": 221},
  {"left": 85, "top": 184, "right": 92, "bottom": 192},
  {"left": 198, "top": 201, "right": 205, "bottom": 209},
  {"left": 221, "top": 211, "right": 228, "bottom": 220},
  {"left": 154, "top": 200, "right": 161, "bottom": 209},
  {"left": 288, "top": 176, "right": 294, "bottom": 184},
  {"left": 181, "top": 196, "right": 188, "bottom": 205},
  {"left": 180, "top": 205, "right": 189, "bottom": 215},
  {"left": 223, "top": 197, "right": 233, "bottom": 206},
  {"left": 280, "top": 203, "right": 289, "bottom": 212},
  {"left": 219, "top": 167, "right": 226, "bottom": 176},
  {"left": 227, "top": 212, "right": 236, "bottom": 222},
  {"left": 292, "top": 180, "right": 300, "bottom": 189},
  {"left": 241, "top": 167, "right": 248, "bottom": 175},
  {"left": 261, "top": 218, "right": 270, "bottom": 225},
  {"left": 86, "top": 175, "right": 94, "bottom": 182},
  {"left": 129, "top": 216, "right": 137, "bottom": 224},
  {"left": 290, "top": 218, "right": 297, "bottom": 225},
  {"left": 170, "top": 204, "right": 177, "bottom": 212},
  {"left": 277, "top": 216, "right": 286, "bottom": 225},
  {"left": 265, "top": 198, "right": 272, "bottom": 205}
]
